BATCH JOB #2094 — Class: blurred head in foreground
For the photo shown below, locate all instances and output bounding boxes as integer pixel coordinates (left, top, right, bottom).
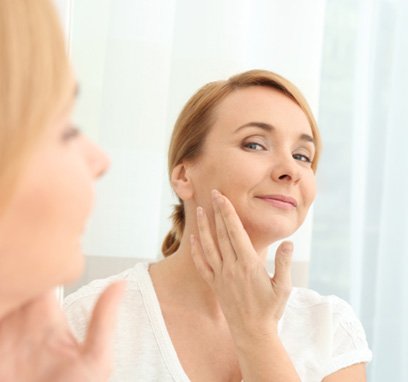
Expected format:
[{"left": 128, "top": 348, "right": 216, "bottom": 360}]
[{"left": 0, "top": 0, "right": 109, "bottom": 318}]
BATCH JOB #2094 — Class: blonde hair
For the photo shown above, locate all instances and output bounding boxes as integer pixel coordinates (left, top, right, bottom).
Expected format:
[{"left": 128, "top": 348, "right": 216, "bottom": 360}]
[
  {"left": 0, "top": 0, "right": 73, "bottom": 209},
  {"left": 162, "top": 69, "right": 322, "bottom": 256}
]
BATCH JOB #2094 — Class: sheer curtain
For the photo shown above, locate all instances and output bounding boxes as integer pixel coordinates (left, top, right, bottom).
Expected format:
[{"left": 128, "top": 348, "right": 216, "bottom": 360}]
[{"left": 310, "top": 0, "right": 408, "bottom": 380}]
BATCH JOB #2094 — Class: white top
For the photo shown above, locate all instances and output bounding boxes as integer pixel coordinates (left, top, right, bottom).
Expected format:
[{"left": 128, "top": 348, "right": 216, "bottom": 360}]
[{"left": 64, "top": 263, "right": 372, "bottom": 382}]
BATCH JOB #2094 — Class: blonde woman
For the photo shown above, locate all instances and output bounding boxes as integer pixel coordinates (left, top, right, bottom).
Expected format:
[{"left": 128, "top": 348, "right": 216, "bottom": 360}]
[
  {"left": 0, "top": 0, "right": 124, "bottom": 380},
  {"left": 65, "top": 70, "right": 372, "bottom": 381}
]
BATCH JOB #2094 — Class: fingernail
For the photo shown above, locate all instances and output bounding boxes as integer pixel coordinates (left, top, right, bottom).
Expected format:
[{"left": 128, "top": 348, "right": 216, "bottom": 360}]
[
  {"left": 197, "top": 206, "right": 204, "bottom": 217},
  {"left": 281, "top": 241, "right": 293, "bottom": 254},
  {"left": 211, "top": 189, "right": 223, "bottom": 205}
]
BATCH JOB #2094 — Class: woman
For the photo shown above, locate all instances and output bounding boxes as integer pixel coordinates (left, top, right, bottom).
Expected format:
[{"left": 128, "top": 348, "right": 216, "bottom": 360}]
[
  {"left": 0, "top": 1, "right": 124, "bottom": 380},
  {"left": 65, "top": 70, "right": 372, "bottom": 381}
]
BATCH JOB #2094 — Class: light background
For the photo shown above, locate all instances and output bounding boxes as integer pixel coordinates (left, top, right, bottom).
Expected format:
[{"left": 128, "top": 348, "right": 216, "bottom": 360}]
[
  {"left": 54, "top": 0, "right": 326, "bottom": 264},
  {"left": 54, "top": 1, "right": 408, "bottom": 380}
]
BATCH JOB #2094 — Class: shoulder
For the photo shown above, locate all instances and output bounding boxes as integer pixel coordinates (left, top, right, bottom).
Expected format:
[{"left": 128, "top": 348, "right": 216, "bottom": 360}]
[
  {"left": 63, "top": 262, "right": 154, "bottom": 340},
  {"left": 283, "top": 288, "right": 372, "bottom": 377},
  {"left": 287, "top": 287, "right": 353, "bottom": 314},
  {"left": 64, "top": 262, "right": 147, "bottom": 309},
  {"left": 286, "top": 288, "right": 366, "bottom": 330},
  {"left": 285, "top": 287, "right": 369, "bottom": 342},
  {"left": 63, "top": 262, "right": 151, "bottom": 339}
]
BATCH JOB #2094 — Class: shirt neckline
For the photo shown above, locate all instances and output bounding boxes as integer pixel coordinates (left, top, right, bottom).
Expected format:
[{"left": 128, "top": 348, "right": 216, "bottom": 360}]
[
  {"left": 136, "top": 262, "right": 191, "bottom": 382},
  {"left": 134, "top": 262, "right": 286, "bottom": 382}
]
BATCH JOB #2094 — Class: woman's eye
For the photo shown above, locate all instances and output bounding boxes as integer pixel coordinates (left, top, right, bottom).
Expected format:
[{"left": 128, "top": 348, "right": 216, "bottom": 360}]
[
  {"left": 62, "top": 126, "right": 81, "bottom": 141},
  {"left": 293, "top": 153, "right": 312, "bottom": 163},
  {"left": 243, "top": 142, "right": 265, "bottom": 151}
]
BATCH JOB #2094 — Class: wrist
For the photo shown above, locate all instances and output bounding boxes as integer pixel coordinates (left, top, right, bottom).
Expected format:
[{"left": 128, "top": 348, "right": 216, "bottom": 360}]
[{"left": 229, "top": 320, "right": 280, "bottom": 350}]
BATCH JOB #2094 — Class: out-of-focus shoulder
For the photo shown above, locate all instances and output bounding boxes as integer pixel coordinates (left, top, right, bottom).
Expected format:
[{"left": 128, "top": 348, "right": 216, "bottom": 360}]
[{"left": 63, "top": 263, "right": 146, "bottom": 309}]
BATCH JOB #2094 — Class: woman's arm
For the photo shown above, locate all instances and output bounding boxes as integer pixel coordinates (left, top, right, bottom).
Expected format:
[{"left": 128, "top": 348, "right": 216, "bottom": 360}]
[
  {"left": 0, "top": 282, "right": 124, "bottom": 381},
  {"left": 323, "top": 363, "right": 366, "bottom": 382},
  {"left": 191, "top": 189, "right": 300, "bottom": 382},
  {"left": 231, "top": 323, "right": 300, "bottom": 382}
]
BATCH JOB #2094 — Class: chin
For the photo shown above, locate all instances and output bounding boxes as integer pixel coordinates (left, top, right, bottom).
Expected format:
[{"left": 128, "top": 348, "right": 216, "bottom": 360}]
[{"left": 243, "top": 217, "right": 299, "bottom": 249}]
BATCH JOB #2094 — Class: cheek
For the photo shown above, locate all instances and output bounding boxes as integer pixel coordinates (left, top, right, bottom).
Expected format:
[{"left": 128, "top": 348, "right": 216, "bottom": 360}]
[
  {"left": 16, "top": 154, "right": 94, "bottom": 254},
  {"left": 190, "top": 150, "right": 260, "bottom": 212},
  {"left": 56, "top": 169, "right": 94, "bottom": 234},
  {"left": 211, "top": 153, "right": 255, "bottom": 191},
  {"left": 0, "top": 169, "right": 92, "bottom": 292}
]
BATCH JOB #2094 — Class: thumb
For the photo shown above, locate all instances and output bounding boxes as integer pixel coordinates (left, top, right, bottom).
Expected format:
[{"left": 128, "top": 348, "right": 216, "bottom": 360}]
[
  {"left": 272, "top": 241, "right": 293, "bottom": 289},
  {"left": 82, "top": 281, "right": 126, "bottom": 364}
]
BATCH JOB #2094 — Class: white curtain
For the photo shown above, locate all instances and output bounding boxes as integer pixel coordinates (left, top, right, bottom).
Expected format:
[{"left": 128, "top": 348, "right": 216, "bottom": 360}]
[{"left": 310, "top": 0, "right": 408, "bottom": 380}]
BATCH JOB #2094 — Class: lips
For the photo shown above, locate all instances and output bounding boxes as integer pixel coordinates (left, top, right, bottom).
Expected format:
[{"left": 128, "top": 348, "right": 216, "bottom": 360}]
[{"left": 255, "top": 194, "right": 297, "bottom": 208}]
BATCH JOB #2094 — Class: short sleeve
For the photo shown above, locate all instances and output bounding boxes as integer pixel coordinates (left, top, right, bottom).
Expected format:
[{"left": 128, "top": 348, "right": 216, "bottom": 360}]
[{"left": 324, "top": 296, "right": 373, "bottom": 376}]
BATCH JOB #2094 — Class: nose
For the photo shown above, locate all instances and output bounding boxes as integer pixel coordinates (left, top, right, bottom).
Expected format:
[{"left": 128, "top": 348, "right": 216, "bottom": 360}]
[
  {"left": 83, "top": 138, "right": 110, "bottom": 179},
  {"left": 271, "top": 154, "right": 301, "bottom": 184}
]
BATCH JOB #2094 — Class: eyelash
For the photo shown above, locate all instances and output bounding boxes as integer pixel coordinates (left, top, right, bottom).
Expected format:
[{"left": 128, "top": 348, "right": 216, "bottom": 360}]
[
  {"left": 243, "top": 142, "right": 265, "bottom": 151},
  {"left": 243, "top": 142, "right": 312, "bottom": 163},
  {"left": 293, "top": 153, "right": 312, "bottom": 163}
]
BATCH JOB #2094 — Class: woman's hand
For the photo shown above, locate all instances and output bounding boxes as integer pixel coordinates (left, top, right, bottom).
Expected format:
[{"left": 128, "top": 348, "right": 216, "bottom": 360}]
[
  {"left": 0, "top": 282, "right": 125, "bottom": 382},
  {"left": 190, "top": 189, "right": 300, "bottom": 381},
  {"left": 190, "top": 189, "right": 293, "bottom": 337}
]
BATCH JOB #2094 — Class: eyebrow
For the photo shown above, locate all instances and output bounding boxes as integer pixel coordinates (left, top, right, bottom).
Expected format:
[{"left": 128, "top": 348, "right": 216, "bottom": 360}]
[{"left": 234, "top": 121, "right": 315, "bottom": 145}]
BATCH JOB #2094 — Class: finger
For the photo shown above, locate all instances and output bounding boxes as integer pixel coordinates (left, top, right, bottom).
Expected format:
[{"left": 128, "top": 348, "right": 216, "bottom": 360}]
[
  {"left": 211, "top": 190, "right": 237, "bottom": 265},
  {"left": 271, "top": 241, "right": 293, "bottom": 288},
  {"left": 190, "top": 234, "right": 214, "bottom": 284},
  {"left": 196, "top": 206, "right": 222, "bottom": 270},
  {"left": 213, "top": 191, "right": 256, "bottom": 262},
  {"left": 82, "top": 281, "right": 126, "bottom": 362}
]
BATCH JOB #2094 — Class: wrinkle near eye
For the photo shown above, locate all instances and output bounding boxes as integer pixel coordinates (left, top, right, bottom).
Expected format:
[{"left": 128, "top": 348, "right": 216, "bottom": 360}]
[{"left": 295, "top": 144, "right": 314, "bottom": 160}]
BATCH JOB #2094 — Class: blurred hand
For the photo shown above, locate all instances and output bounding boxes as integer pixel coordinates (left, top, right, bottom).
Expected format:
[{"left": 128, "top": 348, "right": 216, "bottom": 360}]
[{"left": 0, "top": 282, "right": 125, "bottom": 382}]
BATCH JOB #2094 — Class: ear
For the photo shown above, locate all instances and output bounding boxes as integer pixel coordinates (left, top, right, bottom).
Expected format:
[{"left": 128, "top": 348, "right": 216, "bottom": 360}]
[{"left": 171, "top": 163, "right": 194, "bottom": 201}]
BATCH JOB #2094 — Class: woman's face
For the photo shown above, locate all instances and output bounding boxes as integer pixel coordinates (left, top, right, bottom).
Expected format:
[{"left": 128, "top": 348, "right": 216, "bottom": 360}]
[
  {"left": 0, "top": 85, "right": 109, "bottom": 306},
  {"left": 188, "top": 86, "right": 317, "bottom": 250}
]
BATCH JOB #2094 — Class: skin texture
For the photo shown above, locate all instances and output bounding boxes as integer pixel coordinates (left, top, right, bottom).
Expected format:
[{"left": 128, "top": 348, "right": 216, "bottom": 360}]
[
  {"left": 185, "top": 86, "right": 317, "bottom": 252},
  {"left": 0, "top": 85, "right": 125, "bottom": 380},
  {"left": 150, "top": 86, "right": 366, "bottom": 381}
]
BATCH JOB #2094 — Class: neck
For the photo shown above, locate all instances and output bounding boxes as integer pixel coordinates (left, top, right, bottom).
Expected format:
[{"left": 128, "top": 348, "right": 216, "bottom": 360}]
[
  {"left": 0, "top": 291, "right": 63, "bottom": 329},
  {"left": 0, "top": 280, "right": 59, "bottom": 321},
  {"left": 0, "top": 300, "right": 15, "bottom": 321},
  {"left": 153, "top": 239, "right": 223, "bottom": 318},
  {"left": 0, "top": 285, "right": 26, "bottom": 321},
  {"left": 0, "top": 290, "right": 54, "bottom": 322},
  {"left": 150, "top": 226, "right": 270, "bottom": 319}
]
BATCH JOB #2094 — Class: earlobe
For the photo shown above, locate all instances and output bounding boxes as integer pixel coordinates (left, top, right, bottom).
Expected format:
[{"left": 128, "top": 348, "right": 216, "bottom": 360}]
[{"left": 171, "top": 163, "right": 194, "bottom": 201}]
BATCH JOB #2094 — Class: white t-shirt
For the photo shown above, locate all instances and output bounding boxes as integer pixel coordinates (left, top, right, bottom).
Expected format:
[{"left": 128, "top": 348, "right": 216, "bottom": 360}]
[{"left": 64, "top": 263, "right": 372, "bottom": 382}]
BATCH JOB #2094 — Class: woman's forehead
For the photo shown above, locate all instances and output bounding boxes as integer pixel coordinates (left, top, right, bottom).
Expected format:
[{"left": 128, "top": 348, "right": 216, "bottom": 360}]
[{"left": 211, "top": 87, "right": 313, "bottom": 137}]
